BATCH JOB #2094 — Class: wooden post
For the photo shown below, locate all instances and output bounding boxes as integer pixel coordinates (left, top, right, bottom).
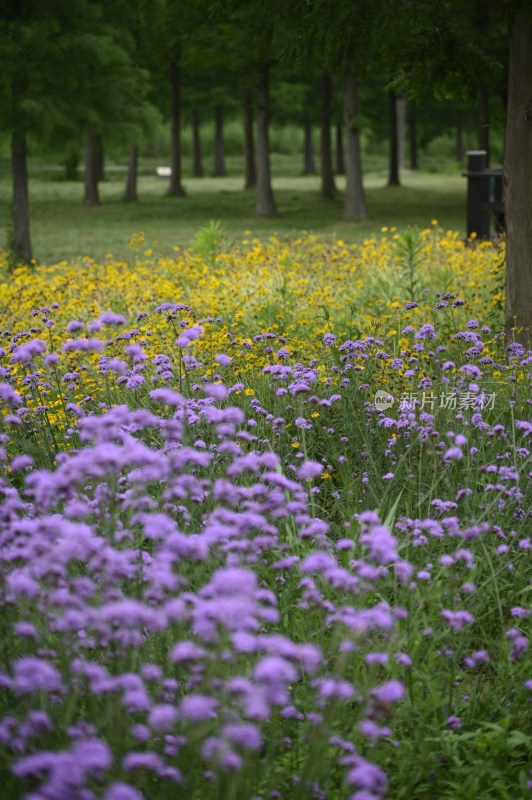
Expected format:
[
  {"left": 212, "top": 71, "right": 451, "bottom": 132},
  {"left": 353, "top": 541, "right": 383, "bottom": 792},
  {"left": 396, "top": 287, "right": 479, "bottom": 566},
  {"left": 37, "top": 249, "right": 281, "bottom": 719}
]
[{"left": 465, "top": 150, "right": 490, "bottom": 238}]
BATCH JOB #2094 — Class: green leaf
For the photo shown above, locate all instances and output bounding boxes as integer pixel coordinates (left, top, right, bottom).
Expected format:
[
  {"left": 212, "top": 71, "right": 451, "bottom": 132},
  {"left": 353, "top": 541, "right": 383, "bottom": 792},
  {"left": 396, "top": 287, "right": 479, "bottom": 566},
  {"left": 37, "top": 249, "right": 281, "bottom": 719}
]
[{"left": 383, "top": 488, "right": 404, "bottom": 530}]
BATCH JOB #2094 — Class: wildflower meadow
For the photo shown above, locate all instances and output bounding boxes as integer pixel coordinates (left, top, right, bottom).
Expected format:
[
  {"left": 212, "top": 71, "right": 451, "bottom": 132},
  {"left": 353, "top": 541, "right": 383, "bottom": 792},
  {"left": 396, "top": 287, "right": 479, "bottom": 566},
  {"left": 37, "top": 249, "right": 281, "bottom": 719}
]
[{"left": 0, "top": 225, "right": 530, "bottom": 800}]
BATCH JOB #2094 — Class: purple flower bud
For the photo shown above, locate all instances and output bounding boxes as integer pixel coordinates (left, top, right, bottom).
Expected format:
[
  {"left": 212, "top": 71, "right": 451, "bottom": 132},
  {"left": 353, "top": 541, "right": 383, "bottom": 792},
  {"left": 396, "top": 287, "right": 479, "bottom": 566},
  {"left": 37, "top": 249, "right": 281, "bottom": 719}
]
[
  {"left": 371, "top": 679, "right": 405, "bottom": 703},
  {"left": 104, "top": 783, "right": 145, "bottom": 800},
  {"left": 215, "top": 353, "right": 231, "bottom": 366},
  {"left": 100, "top": 312, "right": 127, "bottom": 326},
  {"left": 296, "top": 460, "right": 323, "bottom": 480},
  {"left": 66, "top": 320, "right": 84, "bottom": 333}
]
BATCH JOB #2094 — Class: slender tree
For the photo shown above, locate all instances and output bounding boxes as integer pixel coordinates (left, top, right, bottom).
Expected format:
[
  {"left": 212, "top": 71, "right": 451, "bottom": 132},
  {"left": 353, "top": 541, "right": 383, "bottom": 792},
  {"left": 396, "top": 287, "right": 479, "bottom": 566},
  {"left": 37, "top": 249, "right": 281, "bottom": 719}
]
[
  {"left": 124, "top": 145, "right": 139, "bottom": 201},
  {"left": 344, "top": 67, "right": 368, "bottom": 219},
  {"left": 256, "top": 64, "right": 277, "bottom": 216},
  {"left": 10, "top": 132, "right": 32, "bottom": 262},
  {"left": 83, "top": 133, "right": 101, "bottom": 206}
]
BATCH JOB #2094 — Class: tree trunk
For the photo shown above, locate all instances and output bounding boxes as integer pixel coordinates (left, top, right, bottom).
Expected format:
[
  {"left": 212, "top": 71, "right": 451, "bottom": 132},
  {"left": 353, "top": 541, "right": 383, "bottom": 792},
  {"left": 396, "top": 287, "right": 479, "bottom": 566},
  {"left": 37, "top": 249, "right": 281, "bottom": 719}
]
[
  {"left": 504, "top": 14, "right": 532, "bottom": 345},
  {"left": 169, "top": 57, "right": 185, "bottom": 197},
  {"left": 243, "top": 86, "right": 256, "bottom": 189},
  {"left": 343, "top": 66, "right": 368, "bottom": 221},
  {"left": 456, "top": 112, "right": 464, "bottom": 162},
  {"left": 83, "top": 132, "right": 101, "bottom": 206},
  {"left": 214, "top": 105, "right": 227, "bottom": 176},
  {"left": 256, "top": 64, "right": 276, "bottom": 217},
  {"left": 478, "top": 82, "right": 490, "bottom": 166},
  {"left": 409, "top": 106, "right": 418, "bottom": 170},
  {"left": 11, "top": 133, "right": 32, "bottom": 263},
  {"left": 396, "top": 94, "right": 407, "bottom": 171},
  {"left": 320, "top": 72, "right": 336, "bottom": 198},
  {"left": 335, "top": 124, "right": 345, "bottom": 175},
  {"left": 124, "top": 144, "right": 138, "bottom": 202},
  {"left": 303, "top": 115, "right": 316, "bottom": 175},
  {"left": 388, "top": 90, "right": 400, "bottom": 187},
  {"left": 192, "top": 109, "right": 204, "bottom": 177}
]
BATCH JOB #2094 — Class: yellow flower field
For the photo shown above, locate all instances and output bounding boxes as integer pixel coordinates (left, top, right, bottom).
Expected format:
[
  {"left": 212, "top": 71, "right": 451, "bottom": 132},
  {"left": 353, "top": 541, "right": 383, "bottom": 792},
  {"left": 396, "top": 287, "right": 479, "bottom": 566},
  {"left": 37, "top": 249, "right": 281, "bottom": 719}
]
[
  {"left": 0, "top": 224, "right": 503, "bottom": 346},
  {"left": 1, "top": 224, "right": 519, "bottom": 437}
]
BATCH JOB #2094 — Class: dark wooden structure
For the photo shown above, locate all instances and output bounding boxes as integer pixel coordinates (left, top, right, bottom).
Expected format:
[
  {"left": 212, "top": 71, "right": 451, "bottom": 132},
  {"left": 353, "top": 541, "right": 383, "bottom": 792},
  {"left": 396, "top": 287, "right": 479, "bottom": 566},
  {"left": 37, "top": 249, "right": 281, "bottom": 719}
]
[{"left": 463, "top": 150, "right": 504, "bottom": 238}]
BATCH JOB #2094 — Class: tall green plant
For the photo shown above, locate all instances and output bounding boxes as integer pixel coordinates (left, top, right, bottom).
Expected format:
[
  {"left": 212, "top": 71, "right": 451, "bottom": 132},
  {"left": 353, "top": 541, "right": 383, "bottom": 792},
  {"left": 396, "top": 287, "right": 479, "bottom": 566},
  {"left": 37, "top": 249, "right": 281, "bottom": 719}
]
[
  {"left": 394, "top": 227, "right": 424, "bottom": 302},
  {"left": 190, "top": 220, "right": 226, "bottom": 267}
]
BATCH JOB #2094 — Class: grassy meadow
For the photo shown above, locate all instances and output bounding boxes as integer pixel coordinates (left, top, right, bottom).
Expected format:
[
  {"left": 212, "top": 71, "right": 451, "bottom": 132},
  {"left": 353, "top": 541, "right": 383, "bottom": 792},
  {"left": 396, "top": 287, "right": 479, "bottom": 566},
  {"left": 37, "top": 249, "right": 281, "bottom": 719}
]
[
  {"left": 0, "top": 151, "right": 467, "bottom": 264},
  {"left": 0, "top": 144, "right": 530, "bottom": 800}
]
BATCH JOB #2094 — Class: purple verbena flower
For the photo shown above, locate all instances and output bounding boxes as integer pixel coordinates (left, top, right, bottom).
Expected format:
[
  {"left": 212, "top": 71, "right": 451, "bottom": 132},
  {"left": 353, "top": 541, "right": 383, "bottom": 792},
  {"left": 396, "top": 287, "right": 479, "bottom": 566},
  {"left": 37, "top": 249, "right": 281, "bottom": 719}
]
[
  {"left": 415, "top": 324, "right": 436, "bottom": 340},
  {"left": 100, "top": 312, "right": 127, "bottom": 326}
]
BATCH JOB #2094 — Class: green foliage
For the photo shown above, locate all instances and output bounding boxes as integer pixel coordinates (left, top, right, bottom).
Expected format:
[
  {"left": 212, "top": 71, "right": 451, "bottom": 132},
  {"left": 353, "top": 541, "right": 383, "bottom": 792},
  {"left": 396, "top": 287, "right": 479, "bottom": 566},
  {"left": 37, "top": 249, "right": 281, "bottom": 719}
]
[
  {"left": 385, "top": 0, "right": 507, "bottom": 103},
  {"left": 434, "top": 720, "right": 532, "bottom": 799},
  {"left": 289, "top": 0, "right": 384, "bottom": 75},
  {"left": 0, "top": 0, "right": 155, "bottom": 155},
  {"left": 355, "top": 228, "right": 427, "bottom": 309}
]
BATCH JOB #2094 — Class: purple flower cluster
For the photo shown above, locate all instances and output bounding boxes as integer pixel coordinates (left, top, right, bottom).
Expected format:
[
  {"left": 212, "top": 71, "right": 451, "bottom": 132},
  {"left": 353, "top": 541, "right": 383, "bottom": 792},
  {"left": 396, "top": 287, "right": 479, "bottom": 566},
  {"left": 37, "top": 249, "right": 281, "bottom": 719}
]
[{"left": 0, "top": 387, "right": 413, "bottom": 799}]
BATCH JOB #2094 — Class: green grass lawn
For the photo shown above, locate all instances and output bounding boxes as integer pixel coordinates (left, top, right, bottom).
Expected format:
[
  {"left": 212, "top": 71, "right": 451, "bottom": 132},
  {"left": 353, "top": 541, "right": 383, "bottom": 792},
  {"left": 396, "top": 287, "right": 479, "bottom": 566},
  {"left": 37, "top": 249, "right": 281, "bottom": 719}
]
[{"left": 0, "top": 153, "right": 467, "bottom": 263}]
